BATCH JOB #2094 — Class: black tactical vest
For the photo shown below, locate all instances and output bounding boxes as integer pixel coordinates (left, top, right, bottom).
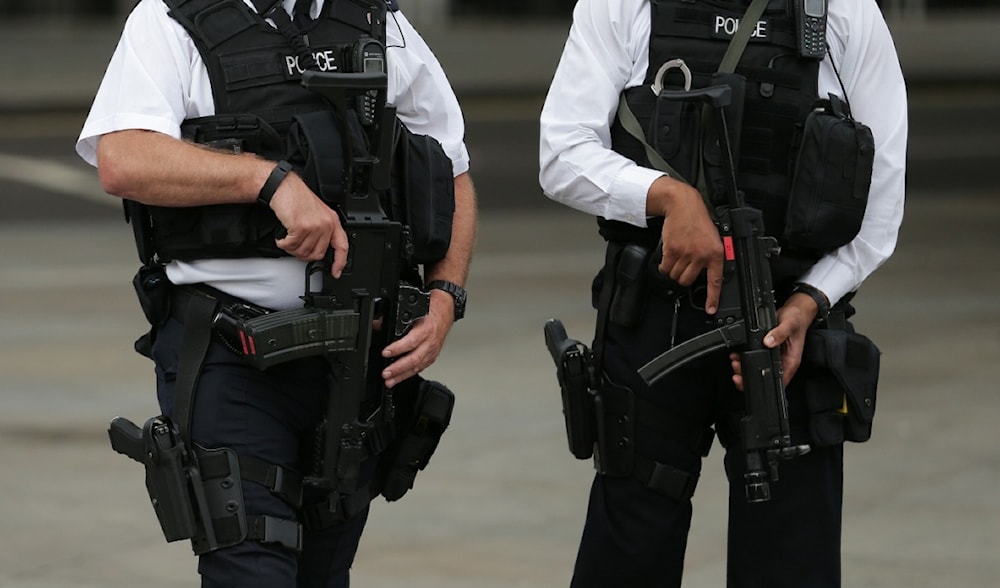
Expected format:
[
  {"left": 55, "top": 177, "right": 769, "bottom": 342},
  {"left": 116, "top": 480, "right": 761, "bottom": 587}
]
[
  {"left": 603, "top": 0, "right": 821, "bottom": 278},
  {"left": 134, "top": 0, "right": 393, "bottom": 263}
]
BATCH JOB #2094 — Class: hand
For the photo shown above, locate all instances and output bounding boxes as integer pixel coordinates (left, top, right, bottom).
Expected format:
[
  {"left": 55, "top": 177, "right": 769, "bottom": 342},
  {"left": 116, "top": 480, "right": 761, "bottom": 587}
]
[
  {"left": 729, "top": 292, "right": 819, "bottom": 391},
  {"left": 379, "top": 289, "right": 455, "bottom": 388},
  {"left": 648, "top": 176, "right": 724, "bottom": 314},
  {"left": 267, "top": 171, "right": 349, "bottom": 278}
]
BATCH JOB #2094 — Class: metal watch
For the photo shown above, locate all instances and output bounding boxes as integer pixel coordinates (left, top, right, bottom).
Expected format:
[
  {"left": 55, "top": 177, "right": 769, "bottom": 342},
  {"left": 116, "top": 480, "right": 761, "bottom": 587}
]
[{"left": 427, "top": 280, "right": 467, "bottom": 321}]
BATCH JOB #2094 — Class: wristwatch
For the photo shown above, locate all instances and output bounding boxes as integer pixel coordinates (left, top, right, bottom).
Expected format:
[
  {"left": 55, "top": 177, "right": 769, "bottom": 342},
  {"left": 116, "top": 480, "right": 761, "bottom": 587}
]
[
  {"left": 427, "top": 280, "right": 467, "bottom": 321},
  {"left": 257, "top": 160, "right": 293, "bottom": 207},
  {"left": 791, "top": 282, "right": 831, "bottom": 324}
]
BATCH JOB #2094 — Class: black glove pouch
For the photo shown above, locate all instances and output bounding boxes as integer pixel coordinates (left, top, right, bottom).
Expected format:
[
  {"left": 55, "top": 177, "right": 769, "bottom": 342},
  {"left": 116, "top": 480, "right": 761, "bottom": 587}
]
[
  {"left": 390, "top": 122, "right": 455, "bottom": 265},
  {"left": 379, "top": 377, "right": 455, "bottom": 502},
  {"left": 799, "top": 326, "right": 881, "bottom": 447},
  {"left": 786, "top": 94, "right": 875, "bottom": 252},
  {"left": 132, "top": 263, "right": 173, "bottom": 358}
]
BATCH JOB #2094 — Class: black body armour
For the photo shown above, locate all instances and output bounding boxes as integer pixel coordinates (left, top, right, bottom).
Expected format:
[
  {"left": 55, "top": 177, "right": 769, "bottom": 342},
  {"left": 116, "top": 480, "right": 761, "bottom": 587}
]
[
  {"left": 135, "top": 0, "right": 392, "bottom": 263},
  {"left": 605, "top": 0, "right": 821, "bottom": 285}
]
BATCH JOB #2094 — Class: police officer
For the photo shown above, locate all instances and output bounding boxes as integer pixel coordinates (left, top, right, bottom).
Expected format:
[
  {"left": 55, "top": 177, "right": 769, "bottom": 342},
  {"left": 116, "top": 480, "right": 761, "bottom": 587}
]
[
  {"left": 539, "top": 0, "right": 905, "bottom": 586},
  {"left": 76, "top": 1, "right": 476, "bottom": 586}
]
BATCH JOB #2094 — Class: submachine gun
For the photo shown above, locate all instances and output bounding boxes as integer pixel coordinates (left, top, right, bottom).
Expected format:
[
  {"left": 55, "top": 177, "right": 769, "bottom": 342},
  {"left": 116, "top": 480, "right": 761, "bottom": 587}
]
[
  {"left": 244, "top": 69, "right": 429, "bottom": 498},
  {"left": 637, "top": 84, "right": 809, "bottom": 503}
]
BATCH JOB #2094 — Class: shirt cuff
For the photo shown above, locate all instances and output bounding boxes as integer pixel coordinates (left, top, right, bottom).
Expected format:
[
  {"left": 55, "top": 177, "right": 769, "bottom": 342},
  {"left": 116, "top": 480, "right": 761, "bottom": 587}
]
[
  {"left": 796, "top": 256, "right": 857, "bottom": 308},
  {"left": 606, "top": 166, "right": 665, "bottom": 228}
]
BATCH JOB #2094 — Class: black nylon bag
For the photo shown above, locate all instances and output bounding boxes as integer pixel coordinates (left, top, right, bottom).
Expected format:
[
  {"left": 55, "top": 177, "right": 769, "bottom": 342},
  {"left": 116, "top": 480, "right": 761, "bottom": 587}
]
[
  {"left": 786, "top": 94, "right": 875, "bottom": 252},
  {"left": 800, "top": 326, "right": 881, "bottom": 447},
  {"left": 393, "top": 123, "right": 455, "bottom": 265}
]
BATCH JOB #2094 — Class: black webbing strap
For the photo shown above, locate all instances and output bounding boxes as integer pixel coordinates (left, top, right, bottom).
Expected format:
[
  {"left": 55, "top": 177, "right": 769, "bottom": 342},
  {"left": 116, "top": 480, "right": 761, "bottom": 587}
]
[
  {"left": 211, "top": 514, "right": 303, "bottom": 553},
  {"left": 592, "top": 241, "right": 624, "bottom": 373},
  {"left": 199, "top": 450, "right": 305, "bottom": 509},
  {"left": 633, "top": 455, "right": 700, "bottom": 501},
  {"left": 172, "top": 290, "right": 219, "bottom": 447}
]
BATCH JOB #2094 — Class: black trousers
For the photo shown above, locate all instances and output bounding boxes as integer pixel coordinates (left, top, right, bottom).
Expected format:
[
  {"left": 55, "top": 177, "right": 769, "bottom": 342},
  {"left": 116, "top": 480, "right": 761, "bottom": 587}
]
[
  {"left": 152, "top": 316, "right": 372, "bottom": 588},
  {"left": 570, "top": 281, "right": 844, "bottom": 588}
]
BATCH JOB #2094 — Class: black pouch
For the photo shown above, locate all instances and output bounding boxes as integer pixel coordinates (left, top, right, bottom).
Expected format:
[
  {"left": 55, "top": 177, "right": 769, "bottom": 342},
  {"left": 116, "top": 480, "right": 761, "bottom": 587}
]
[
  {"left": 649, "top": 87, "right": 702, "bottom": 185},
  {"left": 379, "top": 377, "right": 455, "bottom": 502},
  {"left": 786, "top": 94, "right": 875, "bottom": 251},
  {"left": 132, "top": 264, "right": 173, "bottom": 358},
  {"left": 391, "top": 122, "right": 455, "bottom": 265},
  {"left": 800, "top": 326, "right": 881, "bottom": 447}
]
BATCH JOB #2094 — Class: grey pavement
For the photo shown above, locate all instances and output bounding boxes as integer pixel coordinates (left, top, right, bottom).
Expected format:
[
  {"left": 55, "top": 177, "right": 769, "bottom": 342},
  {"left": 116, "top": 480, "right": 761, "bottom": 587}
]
[{"left": 2, "top": 184, "right": 1000, "bottom": 587}]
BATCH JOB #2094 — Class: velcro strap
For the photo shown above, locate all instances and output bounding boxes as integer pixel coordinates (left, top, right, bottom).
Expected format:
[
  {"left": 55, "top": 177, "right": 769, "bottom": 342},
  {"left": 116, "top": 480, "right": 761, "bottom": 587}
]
[
  {"left": 632, "top": 455, "right": 699, "bottom": 501},
  {"left": 198, "top": 451, "right": 304, "bottom": 509},
  {"left": 247, "top": 515, "right": 303, "bottom": 553}
]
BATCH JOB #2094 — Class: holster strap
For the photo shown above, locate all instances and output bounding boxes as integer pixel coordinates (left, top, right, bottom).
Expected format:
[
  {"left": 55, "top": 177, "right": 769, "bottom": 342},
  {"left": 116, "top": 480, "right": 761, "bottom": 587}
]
[
  {"left": 198, "top": 451, "right": 304, "bottom": 509},
  {"left": 632, "top": 455, "right": 699, "bottom": 501},
  {"left": 208, "top": 514, "right": 303, "bottom": 553}
]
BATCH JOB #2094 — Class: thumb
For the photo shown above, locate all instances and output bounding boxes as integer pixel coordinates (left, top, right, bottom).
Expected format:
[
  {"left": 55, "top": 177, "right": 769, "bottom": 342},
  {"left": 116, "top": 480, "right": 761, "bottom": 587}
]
[{"left": 762, "top": 324, "right": 790, "bottom": 349}]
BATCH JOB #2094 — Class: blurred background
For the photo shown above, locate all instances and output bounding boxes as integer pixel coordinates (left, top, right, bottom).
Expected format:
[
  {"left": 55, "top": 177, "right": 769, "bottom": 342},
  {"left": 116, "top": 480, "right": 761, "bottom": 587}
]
[{"left": 1, "top": 1, "right": 998, "bottom": 587}]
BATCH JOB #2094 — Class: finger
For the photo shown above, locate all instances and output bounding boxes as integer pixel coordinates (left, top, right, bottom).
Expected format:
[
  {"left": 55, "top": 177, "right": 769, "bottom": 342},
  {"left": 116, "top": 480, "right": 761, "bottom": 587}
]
[
  {"left": 704, "top": 258, "right": 724, "bottom": 315},
  {"left": 732, "top": 373, "right": 744, "bottom": 393},
  {"left": 329, "top": 231, "right": 349, "bottom": 279}
]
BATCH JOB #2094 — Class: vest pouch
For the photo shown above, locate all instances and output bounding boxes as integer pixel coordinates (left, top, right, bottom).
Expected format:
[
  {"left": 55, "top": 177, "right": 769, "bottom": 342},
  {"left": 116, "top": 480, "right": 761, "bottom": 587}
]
[
  {"left": 700, "top": 73, "right": 746, "bottom": 204},
  {"left": 393, "top": 122, "right": 455, "bottom": 265},
  {"left": 147, "top": 202, "right": 284, "bottom": 261},
  {"left": 285, "top": 110, "right": 354, "bottom": 206},
  {"left": 786, "top": 95, "right": 875, "bottom": 252},
  {"left": 799, "top": 326, "right": 881, "bottom": 447},
  {"left": 649, "top": 87, "right": 701, "bottom": 185}
]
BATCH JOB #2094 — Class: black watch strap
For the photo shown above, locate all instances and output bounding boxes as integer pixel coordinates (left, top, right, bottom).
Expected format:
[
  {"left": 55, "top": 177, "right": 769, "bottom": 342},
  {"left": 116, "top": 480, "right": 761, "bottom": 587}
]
[
  {"left": 258, "top": 160, "right": 293, "bottom": 207},
  {"left": 791, "top": 282, "right": 831, "bottom": 324},
  {"left": 427, "top": 280, "right": 467, "bottom": 321}
]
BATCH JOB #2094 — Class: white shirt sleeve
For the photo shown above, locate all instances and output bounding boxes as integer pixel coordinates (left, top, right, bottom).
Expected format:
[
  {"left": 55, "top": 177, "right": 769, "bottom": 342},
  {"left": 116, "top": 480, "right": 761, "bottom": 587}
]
[
  {"left": 387, "top": 10, "right": 471, "bottom": 177},
  {"left": 539, "top": 0, "right": 662, "bottom": 227},
  {"left": 800, "top": 1, "right": 908, "bottom": 305},
  {"left": 75, "top": 0, "right": 204, "bottom": 167}
]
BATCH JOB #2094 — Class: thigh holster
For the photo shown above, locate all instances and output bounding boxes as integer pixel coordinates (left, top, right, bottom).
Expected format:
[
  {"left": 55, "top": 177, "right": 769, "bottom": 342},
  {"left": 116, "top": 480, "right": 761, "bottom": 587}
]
[
  {"left": 594, "top": 380, "right": 709, "bottom": 502},
  {"left": 192, "top": 446, "right": 304, "bottom": 555}
]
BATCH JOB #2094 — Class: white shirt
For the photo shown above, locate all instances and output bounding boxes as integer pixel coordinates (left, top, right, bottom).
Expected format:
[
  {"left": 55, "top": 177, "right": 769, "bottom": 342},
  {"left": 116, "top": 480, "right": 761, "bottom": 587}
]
[
  {"left": 77, "top": 0, "right": 470, "bottom": 309},
  {"left": 539, "top": 0, "right": 907, "bottom": 306}
]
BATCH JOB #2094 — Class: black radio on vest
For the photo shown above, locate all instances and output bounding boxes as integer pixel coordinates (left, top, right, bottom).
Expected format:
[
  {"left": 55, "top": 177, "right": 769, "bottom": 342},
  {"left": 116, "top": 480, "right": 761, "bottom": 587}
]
[{"left": 795, "top": 0, "right": 828, "bottom": 59}]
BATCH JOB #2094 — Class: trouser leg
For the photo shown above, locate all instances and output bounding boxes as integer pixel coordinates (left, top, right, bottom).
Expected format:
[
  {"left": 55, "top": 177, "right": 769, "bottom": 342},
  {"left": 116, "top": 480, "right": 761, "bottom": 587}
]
[
  {"left": 724, "top": 371, "right": 845, "bottom": 588},
  {"left": 570, "top": 284, "right": 727, "bottom": 588},
  {"left": 152, "top": 317, "right": 371, "bottom": 588}
]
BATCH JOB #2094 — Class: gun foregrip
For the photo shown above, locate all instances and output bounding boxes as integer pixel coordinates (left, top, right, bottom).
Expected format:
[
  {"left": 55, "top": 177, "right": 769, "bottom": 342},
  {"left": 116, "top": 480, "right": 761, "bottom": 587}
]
[{"left": 108, "top": 417, "right": 145, "bottom": 463}]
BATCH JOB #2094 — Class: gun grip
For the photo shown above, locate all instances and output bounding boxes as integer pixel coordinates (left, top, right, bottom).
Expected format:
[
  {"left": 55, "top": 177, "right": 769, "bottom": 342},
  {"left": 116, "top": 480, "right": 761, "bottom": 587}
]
[{"left": 108, "top": 416, "right": 145, "bottom": 463}]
